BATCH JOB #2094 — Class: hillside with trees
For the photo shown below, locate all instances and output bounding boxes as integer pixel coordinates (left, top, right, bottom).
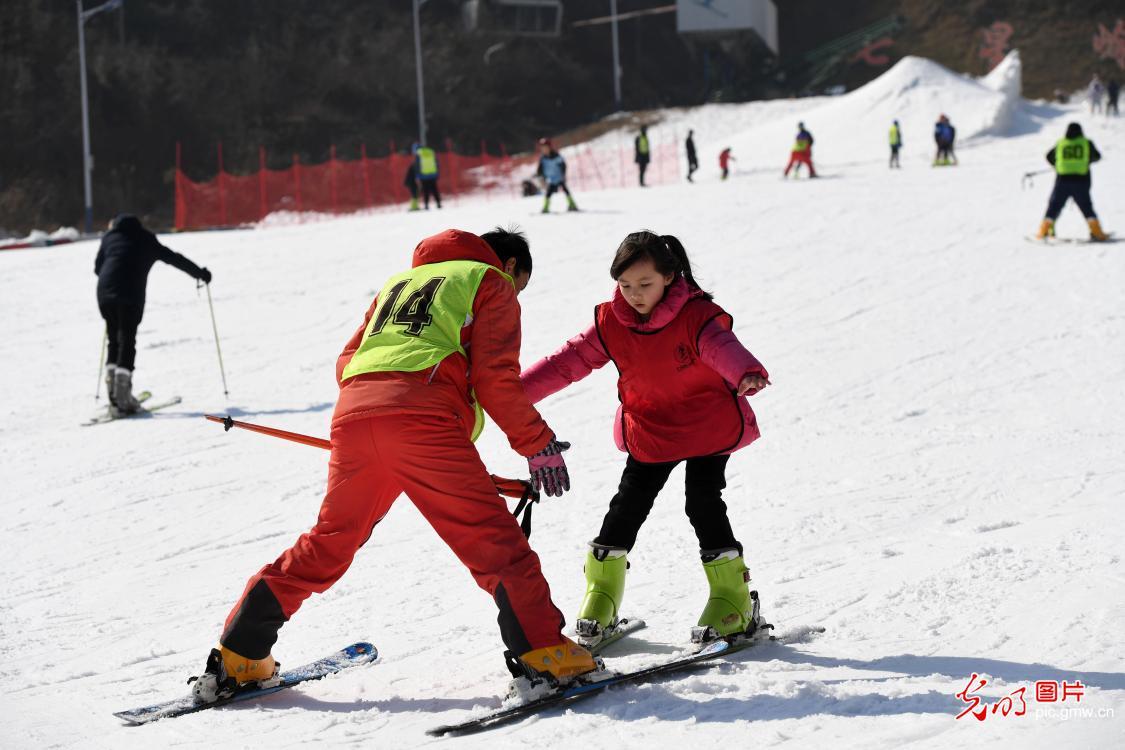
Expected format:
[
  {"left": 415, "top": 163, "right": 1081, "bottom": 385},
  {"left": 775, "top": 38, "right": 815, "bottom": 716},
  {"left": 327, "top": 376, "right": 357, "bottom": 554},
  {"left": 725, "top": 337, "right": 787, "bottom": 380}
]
[{"left": 2, "top": 0, "right": 1121, "bottom": 232}]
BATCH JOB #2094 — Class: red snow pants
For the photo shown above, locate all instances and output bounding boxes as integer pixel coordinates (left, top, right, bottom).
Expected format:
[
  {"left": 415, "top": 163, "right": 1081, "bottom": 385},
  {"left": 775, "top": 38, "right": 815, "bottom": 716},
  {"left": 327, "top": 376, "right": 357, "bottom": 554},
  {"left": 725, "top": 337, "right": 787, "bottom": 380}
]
[
  {"left": 220, "top": 413, "right": 565, "bottom": 659},
  {"left": 784, "top": 150, "right": 816, "bottom": 177}
]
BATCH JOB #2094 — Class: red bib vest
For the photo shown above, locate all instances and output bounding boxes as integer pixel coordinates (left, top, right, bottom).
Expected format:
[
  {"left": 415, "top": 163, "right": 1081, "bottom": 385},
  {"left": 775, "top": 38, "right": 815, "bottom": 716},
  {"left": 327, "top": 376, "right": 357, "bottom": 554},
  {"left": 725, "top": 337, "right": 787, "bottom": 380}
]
[{"left": 595, "top": 297, "right": 745, "bottom": 463}]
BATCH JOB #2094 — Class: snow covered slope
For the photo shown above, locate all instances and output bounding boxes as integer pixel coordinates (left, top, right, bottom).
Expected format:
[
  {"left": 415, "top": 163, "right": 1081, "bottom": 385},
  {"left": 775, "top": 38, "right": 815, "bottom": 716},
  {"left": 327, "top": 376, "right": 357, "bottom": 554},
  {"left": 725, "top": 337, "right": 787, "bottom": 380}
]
[{"left": 2, "top": 56, "right": 1123, "bottom": 748}]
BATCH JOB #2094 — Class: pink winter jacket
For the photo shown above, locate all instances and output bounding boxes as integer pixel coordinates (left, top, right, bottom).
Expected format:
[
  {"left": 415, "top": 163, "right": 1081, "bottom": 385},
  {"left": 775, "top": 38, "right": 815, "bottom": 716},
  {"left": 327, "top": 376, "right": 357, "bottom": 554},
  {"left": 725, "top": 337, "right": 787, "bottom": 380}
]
[{"left": 521, "top": 278, "right": 768, "bottom": 456}]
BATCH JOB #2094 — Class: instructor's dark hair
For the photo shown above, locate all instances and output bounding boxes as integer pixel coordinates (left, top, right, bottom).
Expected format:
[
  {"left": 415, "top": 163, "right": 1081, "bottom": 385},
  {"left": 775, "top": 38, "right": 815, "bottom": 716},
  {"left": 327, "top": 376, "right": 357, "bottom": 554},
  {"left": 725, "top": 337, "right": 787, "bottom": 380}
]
[
  {"left": 610, "top": 231, "right": 711, "bottom": 300},
  {"left": 1065, "top": 122, "right": 1084, "bottom": 138},
  {"left": 481, "top": 226, "right": 532, "bottom": 275}
]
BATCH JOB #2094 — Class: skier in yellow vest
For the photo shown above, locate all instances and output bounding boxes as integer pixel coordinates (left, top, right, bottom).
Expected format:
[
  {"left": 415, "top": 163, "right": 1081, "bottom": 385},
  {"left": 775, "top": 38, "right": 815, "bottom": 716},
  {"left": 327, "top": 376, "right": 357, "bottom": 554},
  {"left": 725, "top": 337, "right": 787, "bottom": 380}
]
[
  {"left": 189, "top": 228, "right": 597, "bottom": 703},
  {"left": 413, "top": 143, "right": 442, "bottom": 209},
  {"left": 1036, "top": 123, "right": 1109, "bottom": 241},
  {"left": 634, "top": 127, "right": 651, "bottom": 186},
  {"left": 889, "top": 120, "right": 902, "bottom": 169},
  {"left": 783, "top": 123, "right": 817, "bottom": 178}
]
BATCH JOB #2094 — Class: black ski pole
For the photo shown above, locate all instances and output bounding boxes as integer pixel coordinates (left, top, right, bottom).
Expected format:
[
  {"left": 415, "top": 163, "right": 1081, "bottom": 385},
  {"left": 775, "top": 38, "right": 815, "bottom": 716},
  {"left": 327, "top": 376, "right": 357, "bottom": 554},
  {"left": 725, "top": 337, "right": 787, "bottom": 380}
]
[
  {"left": 1021, "top": 169, "right": 1051, "bottom": 190},
  {"left": 203, "top": 282, "right": 229, "bottom": 396}
]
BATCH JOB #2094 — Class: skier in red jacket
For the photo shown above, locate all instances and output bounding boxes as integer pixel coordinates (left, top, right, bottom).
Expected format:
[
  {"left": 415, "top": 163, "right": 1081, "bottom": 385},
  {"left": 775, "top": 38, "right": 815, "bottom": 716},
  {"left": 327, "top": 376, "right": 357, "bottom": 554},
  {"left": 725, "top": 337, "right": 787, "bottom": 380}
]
[
  {"left": 191, "top": 228, "right": 596, "bottom": 703},
  {"left": 521, "top": 231, "right": 770, "bottom": 648},
  {"left": 719, "top": 147, "right": 735, "bottom": 180}
]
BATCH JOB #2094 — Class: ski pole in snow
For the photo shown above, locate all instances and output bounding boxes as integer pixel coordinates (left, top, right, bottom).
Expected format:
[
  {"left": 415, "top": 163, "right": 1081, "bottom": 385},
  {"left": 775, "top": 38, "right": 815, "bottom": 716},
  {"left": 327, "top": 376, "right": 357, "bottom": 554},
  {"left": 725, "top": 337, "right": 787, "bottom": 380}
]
[
  {"left": 203, "top": 414, "right": 541, "bottom": 535},
  {"left": 95, "top": 331, "right": 107, "bottom": 401},
  {"left": 1021, "top": 169, "right": 1051, "bottom": 190},
  {"left": 203, "top": 282, "right": 229, "bottom": 396}
]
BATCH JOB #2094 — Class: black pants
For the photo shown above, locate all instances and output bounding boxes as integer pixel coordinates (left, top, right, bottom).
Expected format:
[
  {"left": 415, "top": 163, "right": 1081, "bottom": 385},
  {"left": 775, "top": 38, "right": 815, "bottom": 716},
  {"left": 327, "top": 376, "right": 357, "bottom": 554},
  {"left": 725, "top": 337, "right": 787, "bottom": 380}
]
[
  {"left": 637, "top": 161, "right": 649, "bottom": 186},
  {"left": 890, "top": 145, "right": 900, "bottom": 168},
  {"left": 420, "top": 178, "right": 441, "bottom": 208},
  {"left": 687, "top": 158, "right": 698, "bottom": 181},
  {"left": 545, "top": 182, "right": 572, "bottom": 199},
  {"left": 594, "top": 454, "right": 739, "bottom": 553},
  {"left": 99, "top": 300, "right": 144, "bottom": 371},
  {"left": 1045, "top": 180, "right": 1096, "bottom": 220}
]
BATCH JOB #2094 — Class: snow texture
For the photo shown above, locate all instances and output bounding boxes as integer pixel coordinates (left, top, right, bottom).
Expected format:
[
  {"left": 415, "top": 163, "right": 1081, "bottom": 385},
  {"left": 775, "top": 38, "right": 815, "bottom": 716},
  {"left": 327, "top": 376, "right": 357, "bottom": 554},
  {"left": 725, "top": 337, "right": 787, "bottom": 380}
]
[{"left": 1, "top": 53, "right": 1123, "bottom": 748}]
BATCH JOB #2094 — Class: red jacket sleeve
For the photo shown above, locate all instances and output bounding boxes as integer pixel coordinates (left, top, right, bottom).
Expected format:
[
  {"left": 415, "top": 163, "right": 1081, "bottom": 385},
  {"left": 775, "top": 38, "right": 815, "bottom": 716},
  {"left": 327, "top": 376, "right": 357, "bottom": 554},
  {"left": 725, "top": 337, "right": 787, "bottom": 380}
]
[
  {"left": 698, "top": 320, "right": 768, "bottom": 387},
  {"left": 336, "top": 294, "right": 379, "bottom": 385},
  {"left": 520, "top": 323, "right": 609, "bottom": 404},
  {"left": 469, "top": 272, "right": 554, "bottom": 456}
]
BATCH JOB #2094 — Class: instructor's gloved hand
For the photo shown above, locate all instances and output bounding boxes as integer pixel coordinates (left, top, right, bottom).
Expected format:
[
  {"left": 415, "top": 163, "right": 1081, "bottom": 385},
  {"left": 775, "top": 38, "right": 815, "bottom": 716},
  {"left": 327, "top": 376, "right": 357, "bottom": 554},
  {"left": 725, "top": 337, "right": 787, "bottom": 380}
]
[
  {"left": 198, "top": 267, "right": 213, "bottom": 284},
  {"left": 528, "top": 436, "right": 571, "bottom": 498}
]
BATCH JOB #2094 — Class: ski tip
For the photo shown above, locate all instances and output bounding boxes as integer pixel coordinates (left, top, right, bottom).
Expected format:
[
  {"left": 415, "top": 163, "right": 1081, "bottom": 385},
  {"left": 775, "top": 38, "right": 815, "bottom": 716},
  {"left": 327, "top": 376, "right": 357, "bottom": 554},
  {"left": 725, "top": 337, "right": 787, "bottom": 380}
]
[{"left": 343, "top": 642, "right": 379, "bottom": 661}]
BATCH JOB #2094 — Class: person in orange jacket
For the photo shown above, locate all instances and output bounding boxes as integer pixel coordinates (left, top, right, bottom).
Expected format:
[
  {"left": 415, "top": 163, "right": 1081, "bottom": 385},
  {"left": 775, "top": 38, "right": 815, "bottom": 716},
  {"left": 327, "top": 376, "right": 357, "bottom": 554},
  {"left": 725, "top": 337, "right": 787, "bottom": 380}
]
[{"left": 190, "top": 228, "right": 596, "bottom": 703}]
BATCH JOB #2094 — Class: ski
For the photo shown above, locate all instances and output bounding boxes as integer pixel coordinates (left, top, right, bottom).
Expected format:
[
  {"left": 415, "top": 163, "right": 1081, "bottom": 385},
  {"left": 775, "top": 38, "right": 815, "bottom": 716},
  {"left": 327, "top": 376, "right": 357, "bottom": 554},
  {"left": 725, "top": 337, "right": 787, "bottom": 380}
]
[
  {"left": 587, "top": 618, "right": 647, "bottom": 655},
  {"left": 83, "top": 395, "right": 183, "bottom": 426},
  {"left": 114, "top": 641, "right": 377, "bottom": 725},
  {"left": 427, "top": 638, "right": 735, "bottom": 737},
  {"left": 1024, "top": 232, "right": 1118, "bottom": 245}
]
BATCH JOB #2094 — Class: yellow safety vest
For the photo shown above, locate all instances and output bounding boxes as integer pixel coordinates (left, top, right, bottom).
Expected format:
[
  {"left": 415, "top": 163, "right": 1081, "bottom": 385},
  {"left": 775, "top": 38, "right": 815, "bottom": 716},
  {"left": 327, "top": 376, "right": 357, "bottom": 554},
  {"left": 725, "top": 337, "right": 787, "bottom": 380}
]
[
  {"left": 889, "top": 125, "right": 901, "bottom": 146},
  {"left": 417, "top": 147, "right": 438, "bottom": 178},
  {"left": 342, "top": 260, "right": 512, "bottom": 440},
  {"left": 1054, "top": 137, "right": 1090, "bottom": 176}
]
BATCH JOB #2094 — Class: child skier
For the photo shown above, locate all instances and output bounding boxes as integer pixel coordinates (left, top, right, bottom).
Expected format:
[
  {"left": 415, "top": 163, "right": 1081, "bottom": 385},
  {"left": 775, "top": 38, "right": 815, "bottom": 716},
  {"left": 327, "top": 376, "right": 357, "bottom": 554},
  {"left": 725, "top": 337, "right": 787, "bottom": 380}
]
[
  {"left": 719, "top": 147, "right": 735, "bottom": 180},
  {"left": 520, "top": 231, "right": 770, "bottom": 647},
  {"left": 536, "top": 138, "right": 578, "bottom": 213},
  {"left": 784, "top": 122, "right": 816, "bottom": 178},
  {"left": 190, "top": 228, "right": 596, "bottom": 703},
  {"left": 1036, "top": 122, "right": 1109, "bottom": 241},
  {"left": 933, "top": 115, "right": 957, "bottom": 166}
]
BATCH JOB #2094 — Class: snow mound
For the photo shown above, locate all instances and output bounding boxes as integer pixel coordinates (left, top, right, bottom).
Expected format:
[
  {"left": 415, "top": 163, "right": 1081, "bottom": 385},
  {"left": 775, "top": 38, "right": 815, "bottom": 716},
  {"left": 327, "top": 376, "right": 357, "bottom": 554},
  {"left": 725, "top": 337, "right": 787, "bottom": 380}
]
[{"left": 691, "top": 53, "right": 1026, "bottom": 169}]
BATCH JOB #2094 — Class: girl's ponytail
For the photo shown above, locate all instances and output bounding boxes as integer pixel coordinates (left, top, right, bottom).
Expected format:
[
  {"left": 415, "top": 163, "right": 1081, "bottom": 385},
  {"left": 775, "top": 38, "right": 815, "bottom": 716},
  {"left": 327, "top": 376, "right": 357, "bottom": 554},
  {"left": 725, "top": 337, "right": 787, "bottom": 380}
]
[{"left": 661, "top": 234, "right": 712, "bottom": 300}]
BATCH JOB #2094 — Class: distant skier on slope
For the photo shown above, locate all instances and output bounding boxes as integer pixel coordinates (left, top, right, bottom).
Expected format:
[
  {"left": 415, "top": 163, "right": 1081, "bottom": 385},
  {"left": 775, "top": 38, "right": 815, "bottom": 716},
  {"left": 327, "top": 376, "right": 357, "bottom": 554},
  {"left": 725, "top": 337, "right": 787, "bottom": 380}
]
[
  {"left": 520, "top": 230, "right": 771, "bottom": 648},
  {"left": 889, "top": 120, "right": 902, "bottom": 168},
  {"left": 783, "top": 122, "right": 817, "bottom": 178},
  {"left": 189, "top": 228, "right": 597, "bottom": 704},
  {"left": 635, "top": 126, "right": 651, "bottom": 186},
  {"left": 413, "top": 143, "right": 442, "bottom": 209},
  {"left": 404, "top": 152, "right": 421, "bottom": 211},
  {"left": 719, "top": 147, "right": 735, "bottom": 180},
  {"left": 1088, "top": 74, "right": 1105, "bottom": 115},
  {"left": 536, "top": 138, "right": 578, "bottom": 213},
  {"left": 933, "top": 114, "right": 957, "bottom": 166},
  {"left": 1035, "top": 122, "right": 1109, "bottom": 241},
  {"left": 686, "top": 130, "right": 699, "bottom": 182},
  {"left": 94, "top": 214, "right": 211, "bottom": 415}
]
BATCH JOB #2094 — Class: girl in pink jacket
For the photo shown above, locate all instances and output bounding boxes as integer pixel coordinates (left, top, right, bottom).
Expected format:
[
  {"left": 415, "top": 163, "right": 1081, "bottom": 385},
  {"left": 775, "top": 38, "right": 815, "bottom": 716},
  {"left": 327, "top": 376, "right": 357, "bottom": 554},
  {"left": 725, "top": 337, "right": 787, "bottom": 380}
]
[{"left": 521, "top": 230, "right": 770, "bottom": 647}]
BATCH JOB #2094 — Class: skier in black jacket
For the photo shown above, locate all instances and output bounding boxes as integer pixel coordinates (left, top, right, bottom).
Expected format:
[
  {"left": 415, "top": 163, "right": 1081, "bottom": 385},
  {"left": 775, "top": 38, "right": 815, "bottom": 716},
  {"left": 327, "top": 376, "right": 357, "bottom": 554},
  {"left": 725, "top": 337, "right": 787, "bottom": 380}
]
[{"left": 94, "top": 214, "right": 211, "bottom": 413}]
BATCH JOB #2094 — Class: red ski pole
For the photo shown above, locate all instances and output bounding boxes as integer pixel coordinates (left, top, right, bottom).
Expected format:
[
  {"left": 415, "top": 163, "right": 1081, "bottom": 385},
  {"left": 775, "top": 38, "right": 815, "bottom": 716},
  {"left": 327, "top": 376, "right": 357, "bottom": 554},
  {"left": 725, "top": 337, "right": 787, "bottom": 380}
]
[
  {"left": 204, "top": 414, "right": 330, "bottom": 450},
  {"left": 203, "top": 415, "right": 539, "bottom": 532}
]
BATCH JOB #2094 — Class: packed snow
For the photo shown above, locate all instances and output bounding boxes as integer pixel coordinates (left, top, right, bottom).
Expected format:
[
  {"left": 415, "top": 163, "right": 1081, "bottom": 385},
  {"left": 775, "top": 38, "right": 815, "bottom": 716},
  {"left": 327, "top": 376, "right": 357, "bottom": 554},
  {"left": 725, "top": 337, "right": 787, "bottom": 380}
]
[{"left": 2, "top": 53, "right": 1123, "bottom": 748}]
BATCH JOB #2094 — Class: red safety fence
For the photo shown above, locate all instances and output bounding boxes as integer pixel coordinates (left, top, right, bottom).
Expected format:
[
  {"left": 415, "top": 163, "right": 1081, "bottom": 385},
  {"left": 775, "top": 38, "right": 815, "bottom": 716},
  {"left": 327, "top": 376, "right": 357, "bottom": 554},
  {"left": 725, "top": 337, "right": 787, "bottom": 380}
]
[{"left": 174, "top": 134, "right": 681, "bottom": 230}]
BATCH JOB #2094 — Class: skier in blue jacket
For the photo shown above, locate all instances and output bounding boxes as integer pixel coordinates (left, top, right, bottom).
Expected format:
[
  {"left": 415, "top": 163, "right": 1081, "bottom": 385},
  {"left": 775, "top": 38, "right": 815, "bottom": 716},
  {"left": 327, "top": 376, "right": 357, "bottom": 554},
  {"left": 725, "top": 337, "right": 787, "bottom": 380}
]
[{"left": 536, "top": 138, "right": 578, "bottom": 213}]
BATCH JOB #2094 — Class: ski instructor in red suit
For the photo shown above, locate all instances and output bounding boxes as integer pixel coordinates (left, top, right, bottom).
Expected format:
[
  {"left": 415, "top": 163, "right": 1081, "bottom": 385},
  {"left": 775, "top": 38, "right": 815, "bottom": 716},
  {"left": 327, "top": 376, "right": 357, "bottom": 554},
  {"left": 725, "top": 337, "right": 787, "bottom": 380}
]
[{"left": 190, "top": 228, "right": 597, "bottom": 702}]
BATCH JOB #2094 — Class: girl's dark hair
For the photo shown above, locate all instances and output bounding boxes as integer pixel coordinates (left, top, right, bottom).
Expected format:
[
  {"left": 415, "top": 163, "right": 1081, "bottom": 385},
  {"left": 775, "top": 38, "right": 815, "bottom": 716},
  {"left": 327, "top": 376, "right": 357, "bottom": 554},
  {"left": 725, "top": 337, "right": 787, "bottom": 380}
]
[{"left": 610, "top": 231, "right": 711, "bottom": 300}]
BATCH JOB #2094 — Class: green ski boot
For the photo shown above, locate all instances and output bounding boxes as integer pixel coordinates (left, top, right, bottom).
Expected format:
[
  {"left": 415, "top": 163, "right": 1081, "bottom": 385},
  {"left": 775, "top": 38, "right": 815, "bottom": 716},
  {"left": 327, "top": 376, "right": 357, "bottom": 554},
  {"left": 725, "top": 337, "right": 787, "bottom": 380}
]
[
  {"left": 541, "top": 196, "right": 551, "bottom": 214},
  {"left": 691, "top": 548, "right": 763, "bottom": 643},
  {"left": 574, "top": 543, "right": 627, "bottom": 648},
  {"left": 566, "top": 196, "right": 579, "bottom": 212}
]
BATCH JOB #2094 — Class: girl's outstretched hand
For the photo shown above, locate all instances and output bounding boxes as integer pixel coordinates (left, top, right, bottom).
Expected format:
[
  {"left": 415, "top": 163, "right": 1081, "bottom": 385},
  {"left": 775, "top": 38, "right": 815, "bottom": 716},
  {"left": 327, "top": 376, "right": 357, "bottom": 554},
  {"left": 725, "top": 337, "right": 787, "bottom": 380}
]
[{"left": 738, "top": 375, "right": 770, "bottom": 396}]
